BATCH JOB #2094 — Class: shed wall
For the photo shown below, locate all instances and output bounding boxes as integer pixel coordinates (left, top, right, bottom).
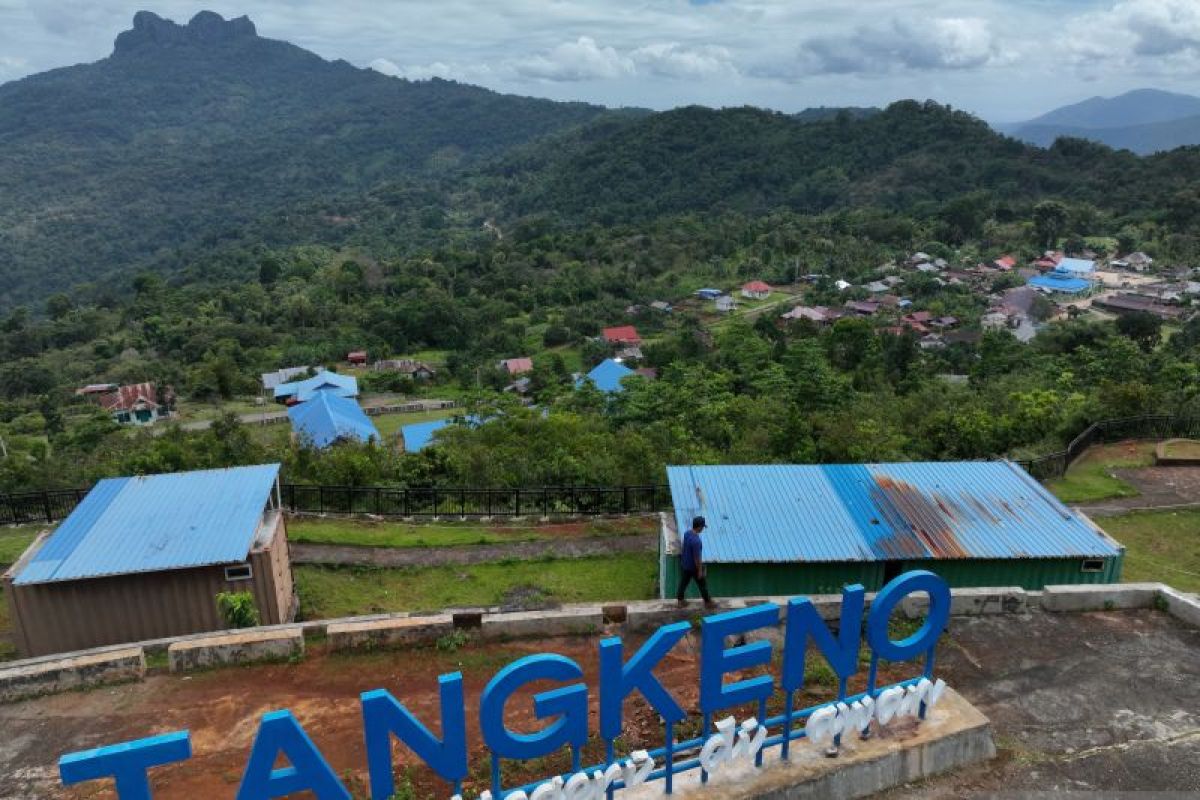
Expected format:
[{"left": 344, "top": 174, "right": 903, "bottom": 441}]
[
  {"left": 661, "top": 553, "right": 1124, "bottom": 598},
  {"left": 5, "top": 514, "right": 293, "bottom": 657}
]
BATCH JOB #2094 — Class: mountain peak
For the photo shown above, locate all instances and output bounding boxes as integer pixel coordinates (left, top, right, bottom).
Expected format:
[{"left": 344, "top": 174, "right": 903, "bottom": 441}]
[{"left": 114, "top": 10, "right": 257, "bottom": 54}]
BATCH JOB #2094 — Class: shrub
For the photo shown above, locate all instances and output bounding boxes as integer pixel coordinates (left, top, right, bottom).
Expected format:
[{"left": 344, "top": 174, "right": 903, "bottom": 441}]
[{"left": 216, "top": 591, "right": 261, "bottom": 629}]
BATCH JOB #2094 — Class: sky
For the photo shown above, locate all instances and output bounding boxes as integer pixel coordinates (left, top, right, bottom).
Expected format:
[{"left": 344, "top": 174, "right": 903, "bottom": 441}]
[{"left": 1, "top": 0, "right": 1198, "bottom": 122}]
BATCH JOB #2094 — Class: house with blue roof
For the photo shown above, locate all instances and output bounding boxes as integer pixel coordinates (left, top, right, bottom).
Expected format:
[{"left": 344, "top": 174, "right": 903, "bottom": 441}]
[
  {"left": 400, "top": 415, "right": 483, "bottom": 452},
  {"left": 288, "top": 392, "right": 379, "bottom": 449},
  {"left": 662, "top": 461, "right": 1123, "bottom": 599},
  {"left": 577, "top": 358, "right": 635, "bottom": 393},
  {"left": 1028, "top": 269, "right": 1091, "bottom": 295},
  {"left": 2, "top": 464, "right": 294, "bottom": 657},
  {"left": 273, "top": 370, "right": 358, "bottom": 404},
  {"left": 1056, "top": 257, "right": 1096, "bottom": 274}
]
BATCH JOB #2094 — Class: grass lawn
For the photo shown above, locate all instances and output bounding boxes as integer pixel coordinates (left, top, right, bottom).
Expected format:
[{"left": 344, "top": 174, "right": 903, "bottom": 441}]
[
  {"left": 0, "top": 525, "right": 42, "bottom": 662},
  {"left": 1045, "top": 441, "right": 1155, "bottom": 503},
  {"left": 1101, "top": 509, "right": 1200, "bottom": 593},
  {"left": 286, "top": 515, "right": 654, "bottom": 549},
  {"left": 294, "top": 552, "right": 658, "bottom": 618},
  {"left": 1161, "top": 439, "right": 1200, "bottom": 459},
  {"left": 0, "top": 525, "right": 43, "bottom": 566},
  {"left": 372, "top": 408, "right": 458, "bottom": 440}
]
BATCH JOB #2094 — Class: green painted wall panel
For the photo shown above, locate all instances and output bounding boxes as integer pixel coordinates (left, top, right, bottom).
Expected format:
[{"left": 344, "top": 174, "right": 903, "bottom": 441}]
[{"left": 660, "top": 552, "right": 1125, "bottom": 598}]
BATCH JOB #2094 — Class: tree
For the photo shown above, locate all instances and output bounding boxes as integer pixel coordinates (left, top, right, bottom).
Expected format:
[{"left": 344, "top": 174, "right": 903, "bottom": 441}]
[
  {"left": 1032, "top": 201, "right": 1068, "bottom": 249},
  {"left": 1115, "top": 311, "right": 1163, "bottom": 353},
  {"left": 45, "top": 293, "right": 73, "bottom": 320}
]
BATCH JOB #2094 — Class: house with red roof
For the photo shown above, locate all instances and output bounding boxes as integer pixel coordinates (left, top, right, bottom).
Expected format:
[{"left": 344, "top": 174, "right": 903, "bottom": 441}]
[
  {"left": 96, "top": 382, "right": 172, "bottom": 426},
  {"left": 993, "top": 255, "right": 1016, "bottom": 271},
  {"left": 347, "top": 350, "right": 368, "bottom": 365},
  {"left": 602, "top": 326, "right": 642, "bottom": 345},
  {"left": 499, "top": 357, "right": 534, "bottom": 376},
  {"left": 741, "top": 281, "right": 772, "bottom": 300}
]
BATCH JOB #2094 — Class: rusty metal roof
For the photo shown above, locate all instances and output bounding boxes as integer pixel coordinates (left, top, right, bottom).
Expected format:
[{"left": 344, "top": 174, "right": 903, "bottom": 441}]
[{"left": 667, "top": 462, "right": 1120, "bottom": 563}]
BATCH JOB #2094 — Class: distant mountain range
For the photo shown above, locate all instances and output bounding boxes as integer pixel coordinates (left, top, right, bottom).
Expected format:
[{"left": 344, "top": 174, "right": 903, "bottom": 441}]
[
  {"left": 2, "top": 13, "right": 1200, "bottom": 307},
  {"left": 1002, "top": 89, "right": 1200, "bottom": 154}
]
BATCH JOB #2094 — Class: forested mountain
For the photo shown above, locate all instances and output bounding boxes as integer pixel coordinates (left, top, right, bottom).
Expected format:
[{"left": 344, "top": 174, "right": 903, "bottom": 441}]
[
  {"left": 0, "top": 11, "right": 614, "bottom": 305},
  {"left": 1006, "top": 89, "right": 1200, "bottom": 154},
  {"left": 484, "top": 101, "right": 1200, "bottom": 224}
]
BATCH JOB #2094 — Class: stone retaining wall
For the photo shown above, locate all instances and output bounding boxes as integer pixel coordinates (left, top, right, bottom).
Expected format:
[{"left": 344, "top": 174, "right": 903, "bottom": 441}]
[
  {"left": 0, "top": 647, "right": 143, "bottom": 703},
  {"left": 1, "top": 583, "right": 1197, "bottom": 704}
]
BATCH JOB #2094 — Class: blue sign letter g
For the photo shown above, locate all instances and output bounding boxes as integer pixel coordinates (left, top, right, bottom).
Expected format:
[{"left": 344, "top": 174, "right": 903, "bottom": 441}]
[{"left": 480, "top": 653, "right": 589, "bottom": 761}]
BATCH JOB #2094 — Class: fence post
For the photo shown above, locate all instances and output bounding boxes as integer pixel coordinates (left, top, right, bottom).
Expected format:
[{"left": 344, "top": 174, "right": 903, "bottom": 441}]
[
  {"left": 319, "top": 486, "right": 324, "bottom": 514},
  {"left": 375, "top": 487, "right": 382, "bottom": 516},
  {"left": 515, "top": 488, "right": 521, "bottom": 517},
  {"left": 42, "top": 490, "right": 53, "bottom": 523},
  {"left": 623, "top": 486, "right": 630, "bottom": 514}
]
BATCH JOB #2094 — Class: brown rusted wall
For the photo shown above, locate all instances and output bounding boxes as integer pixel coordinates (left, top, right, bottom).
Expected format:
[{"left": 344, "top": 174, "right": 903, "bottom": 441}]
[{"left": 7, "top": 515, "right": 291, "bottom": 658}]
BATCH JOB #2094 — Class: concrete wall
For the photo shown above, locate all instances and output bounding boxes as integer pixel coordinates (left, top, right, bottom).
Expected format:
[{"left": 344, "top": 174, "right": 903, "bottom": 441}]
[
  {"left": 1, "top": 582, "right": 1198, "bottom": 704},
  {"left": 168, "top": 628, "right": 304, "bottom": 673},
  {"left": 0, "top": 647, "right": 144, "bottom": 703}
]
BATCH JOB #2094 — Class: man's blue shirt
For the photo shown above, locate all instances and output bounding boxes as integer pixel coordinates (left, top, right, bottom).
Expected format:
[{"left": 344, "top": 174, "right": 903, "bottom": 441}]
[{"left": 681, "top": 530, "right": 702, "bottom": 572}]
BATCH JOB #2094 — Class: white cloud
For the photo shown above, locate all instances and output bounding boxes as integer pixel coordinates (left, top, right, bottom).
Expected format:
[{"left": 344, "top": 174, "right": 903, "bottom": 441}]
[
  {"left": 369, "top": 57, "right": 494, "bottom": 82},
  {"left": 795, "top": 16, "right": 1008, "bottom": 76},
  {"left": 629, "top": 42, "right": 737, "bottom": 78},
  {"left": 1063, "top": 0, "right": 1200, "bottom": 75},
  {"left": 510, "top": 36, "right": 635, "bottom": 82}
]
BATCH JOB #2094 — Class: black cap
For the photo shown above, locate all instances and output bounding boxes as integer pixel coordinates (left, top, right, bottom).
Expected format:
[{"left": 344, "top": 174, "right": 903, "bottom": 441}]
[{"left": 692, "top": 516, "right": 706, "bottom": 530}]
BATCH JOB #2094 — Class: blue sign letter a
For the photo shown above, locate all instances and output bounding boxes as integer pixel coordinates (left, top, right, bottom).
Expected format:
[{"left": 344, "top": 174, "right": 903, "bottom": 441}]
[
  {"left": 362, "top": 673, "right": 468, "bottom": 800},
  {"left": 237, "top": 710, "right": 350, "bottom": 800}
]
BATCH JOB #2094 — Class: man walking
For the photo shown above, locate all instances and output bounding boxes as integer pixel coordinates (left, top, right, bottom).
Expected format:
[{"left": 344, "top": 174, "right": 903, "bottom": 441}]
[{"left": 677, "top": 515, "right": 717, "bottom": 609}]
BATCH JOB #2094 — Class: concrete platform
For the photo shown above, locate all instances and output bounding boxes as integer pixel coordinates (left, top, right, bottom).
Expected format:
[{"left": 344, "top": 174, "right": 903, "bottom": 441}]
[
  {"left": 326, "top": 614, "right": 454, "bottom": 651},
  {"left": 621, "top": 689, "right": 994, "bottom": 800},
  {"left": 168, "top": 629, "right": 303, "bottom": 673}
]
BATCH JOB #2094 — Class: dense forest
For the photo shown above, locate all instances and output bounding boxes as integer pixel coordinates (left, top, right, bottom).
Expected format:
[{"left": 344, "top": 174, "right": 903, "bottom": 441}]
[{"left": 2, "top": 11, "right": 1200, "bottom": 493}]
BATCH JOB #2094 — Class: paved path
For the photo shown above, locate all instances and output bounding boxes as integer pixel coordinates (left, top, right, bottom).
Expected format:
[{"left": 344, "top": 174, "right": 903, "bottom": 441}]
[{"left": 290, "top": 533, "right": 656, "bottom": 568}]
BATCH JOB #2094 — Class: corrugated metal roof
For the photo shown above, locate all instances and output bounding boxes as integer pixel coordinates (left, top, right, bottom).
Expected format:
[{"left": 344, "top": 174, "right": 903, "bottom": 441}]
[
  {"left": 14, "top": 464, "right": 280, "bottom": 585},
  {"left": 667, "top": 462, "right": 1120, "bottom": 564},
  {"left": 273, "top": 371, "right": 358, "bottom": 401},
  {"left": 288, "top": 393, "right": 379, "bottom": 449},
  {"left": 1057, "top": 257, "right": 1096, "bottom": 274},
  {"left": 580, "top": 359, "right": 634, "bottom": 393},
  {"left": 1029, "top": 272, "right": 1090, "bottom": 294}
]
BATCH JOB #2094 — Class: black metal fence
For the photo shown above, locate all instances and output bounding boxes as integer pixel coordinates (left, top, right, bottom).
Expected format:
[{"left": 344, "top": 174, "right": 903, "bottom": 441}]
[
  {"left": 5, "top": 414, "right": 1199, "bottom": 524},
  {"left": 0, "top": 483, "right": 671, "bottom": 525},
  {"left": 1015, "top": 414, "right": 1200, "bottom": 480}
]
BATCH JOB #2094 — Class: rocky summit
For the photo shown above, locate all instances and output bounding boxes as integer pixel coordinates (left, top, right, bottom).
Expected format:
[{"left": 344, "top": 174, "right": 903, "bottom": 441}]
[{"left": 113, "top": 10, "right": 258, "bottom": 54}]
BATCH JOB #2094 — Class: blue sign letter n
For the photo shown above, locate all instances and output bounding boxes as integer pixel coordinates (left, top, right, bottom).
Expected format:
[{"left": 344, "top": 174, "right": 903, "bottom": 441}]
[{"left": 361, "top": 673, "right": 469, "bottom": 800}]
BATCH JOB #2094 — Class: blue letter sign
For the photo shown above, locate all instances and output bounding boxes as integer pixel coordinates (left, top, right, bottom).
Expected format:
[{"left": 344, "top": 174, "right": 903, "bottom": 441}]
[{"left": 59, "top": 571, "right": 956, "bottom": 800}]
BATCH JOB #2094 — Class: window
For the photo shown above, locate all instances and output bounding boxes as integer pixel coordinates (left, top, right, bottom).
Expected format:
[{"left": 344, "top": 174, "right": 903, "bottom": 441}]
[
  {"left": 1081, "top": 559, "right": 1104, "bottom": 573},
  {"left": 224, "top": 564, "right": 253, "bottom": 581}
]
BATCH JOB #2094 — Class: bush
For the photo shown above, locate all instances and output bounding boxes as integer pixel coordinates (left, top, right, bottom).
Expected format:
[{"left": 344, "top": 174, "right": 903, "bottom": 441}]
[{"left": 216, "top": 591, "right": 261, "bottom": 628}]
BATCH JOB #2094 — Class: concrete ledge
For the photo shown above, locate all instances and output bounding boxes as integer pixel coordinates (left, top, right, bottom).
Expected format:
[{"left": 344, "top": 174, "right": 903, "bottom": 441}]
[
  {"left": 168, "top": 629, "right": 304, "bottom": 673},
  {"left": 622, "top": 688, "right": 995, "bottom": 800},
  {"left": 904, "top": 587, "right": 1027, "bottom": 619},
  {"left": 1158, "top": 587, "right": 1200, "bottom": 628},
  {"left": 327, "top": 615, "right": 454, "bottom": 651},
  {"left": 481, "top": 607, "right": 603, "bottom": 640},
  {"left": 625, "top": 601, "right": 701, "bottom": 632},
  {"left": 0, "top": 647, "right": 144, "bottom": 704},
  {"left": 1041, "top": 583, "right": 1163, "bottom": 612}
]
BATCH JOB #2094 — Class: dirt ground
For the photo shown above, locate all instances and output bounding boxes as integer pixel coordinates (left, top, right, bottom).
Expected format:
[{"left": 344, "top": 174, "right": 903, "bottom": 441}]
[
  {"left": 1, "top": 611, "right": 1197, "bottom": 799},
  {"left": 1084, "top": 465, "right": 1200, "bottom": 515}
]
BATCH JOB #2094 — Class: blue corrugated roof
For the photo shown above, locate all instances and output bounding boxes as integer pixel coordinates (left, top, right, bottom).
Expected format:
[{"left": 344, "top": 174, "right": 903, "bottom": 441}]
[
  {"left": 273, "top": 371, "right": 358, "bottom": 401},
  {"left": 1028, "top": 273, "right": 1090, "bottom": 294},
  {"left": 667, "top": 462, "right": 1120, "bottom": 563},
  {"left": 14, "top": 464, "right": 281, "bottom": 585},
  {"left": 1057, "top": 257, "right": 1096, "bottom": 274},
  {"left": 580, "top": 359, "right": 635, "bottom": 393},
  {"left": 288, "top": 393, "right": 379, "bottom": 448}
]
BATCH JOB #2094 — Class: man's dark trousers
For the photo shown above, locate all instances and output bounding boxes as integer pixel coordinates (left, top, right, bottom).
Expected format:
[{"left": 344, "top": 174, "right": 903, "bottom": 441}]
[{"left": 676, "top": 569, "right": 712, "bottom": 603}]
